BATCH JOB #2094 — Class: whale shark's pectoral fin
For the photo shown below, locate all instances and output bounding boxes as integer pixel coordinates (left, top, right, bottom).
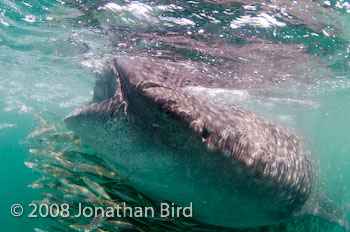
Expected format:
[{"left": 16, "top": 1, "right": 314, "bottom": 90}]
[
  {"left": 91, "top": 69, "right": 117, "bottom": 104},
  {"left": 65, "top": 59, "right": 134, "bottom": 121},
  {"left": 295, "top": 188, "right": 349, "bottom": 232}
]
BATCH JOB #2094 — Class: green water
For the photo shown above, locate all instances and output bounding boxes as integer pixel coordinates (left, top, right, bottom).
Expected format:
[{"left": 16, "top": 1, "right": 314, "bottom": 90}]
[{"left": 0, "top": 0, "right": 350, "bottom": 231}]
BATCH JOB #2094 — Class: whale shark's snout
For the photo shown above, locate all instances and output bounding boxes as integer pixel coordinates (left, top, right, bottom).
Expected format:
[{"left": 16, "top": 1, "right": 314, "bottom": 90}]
[{"left": 65, "top": 57, "right": 348, "bottom": 231}]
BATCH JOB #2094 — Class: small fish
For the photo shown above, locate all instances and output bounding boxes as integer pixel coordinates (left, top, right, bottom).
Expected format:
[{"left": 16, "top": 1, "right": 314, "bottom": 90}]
[
  {"left": 24, "top": 161, "right": 48, "bottom": 175},
  {"left": 63, "top": 194, "right": 83, "bottom": 202},
  {"left": 47, "top": 132, "right": 75, "bottom": 141},
  {"left": 69, "top": 224, "right": 89, "bottom": 232},
  {"left": 88, "top": 212, "right": 107, "bottom": 230},
  {"left": 37, "top": 138, "right": 53, "bottom": 147},
  {"left": 0, "top": 123, "right": 16, "bottom": 130},
  {"left": 24, "top": 161, "right": 52, "bottom": 175},
  {"left": 40, "top": 193, "right": 58, "bottom": 200},
  {"left": 148, "top": 214, "right": 170, "bottom": 222},
  {"left": 47, "top": 182, "right": 59, "bottom": 189},
  {"left": 27, "top": 183, "right": 44, "bottom": 189},
  {"left": 70, "top": 212, "right": 106, "bottom": 232},
  {"left": 69, "top": 184, "right": 96, "bottom": 199},
  {"left": 57, "top": 186, "right": 78, "bottom": 195},
  {"left": 106, "top": 220, "right": 142, "bottom": 231},
  {"left": 38, "top": 163, "right": 74, "bottom": 177},
  {"left": 58, "top": 178, "right": 70, "bottom": 186},
  {"left": 27, "top": 155, "right": 61, "bottom": 165},
  {"left": 82, "top": 177, "right": 111, "bottom": 200},
  {"left": 83, "top": 198, "right": 119, "bottom": 208},
  {"left": 63, "top": 150, "right": 103, "bottom": 163},
  {"left": 40, "top": 193, "right": 76, "bottom": 208},
  {"left": 109, "top": 188, "right": 139, "bottom": 203},
  {"left": 24, "top": 161, "right": 37, "bottom": 169},
  {"left": 32, "top": 198, "right": 50, "bottom": 205},
  {"left": 96, "top": 228, "right": 108, "bottom": 232},
  {"left": 59, "top": 146, "right": 73, "bottom": 155},
  {"left": 34, "top": 113, "right": 48, "bottom": 127},
  {"left": 26, "top": 124, "right": 57, "bottom": 139},
  {"left": 31, "top": 176, "right": 52, "bottom": 185},
  {"left": 62, "top": 151, "right": 106, "bottom": 167},
  {"left": 29, "top": 148, "right": 63, "bottom": 161},
  {"left": 59, "top": 178, "right": 96, "bottom": 199},
  {"left": 33, "top": 228, "right": 48, "bottom": 232},
  {"left": 65, "top": 162, "right": 121, "bottom": 180}
]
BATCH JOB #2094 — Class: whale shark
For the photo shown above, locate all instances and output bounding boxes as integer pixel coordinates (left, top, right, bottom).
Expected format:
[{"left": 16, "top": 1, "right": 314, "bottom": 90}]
[{"left": 65, "top": 57, "right": 348, "bottom": 231}]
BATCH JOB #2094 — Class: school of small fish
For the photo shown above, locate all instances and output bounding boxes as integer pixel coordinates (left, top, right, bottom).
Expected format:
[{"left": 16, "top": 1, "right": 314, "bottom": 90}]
[{"left": 25, "top": 114, "right": 219, "bottom": 232}]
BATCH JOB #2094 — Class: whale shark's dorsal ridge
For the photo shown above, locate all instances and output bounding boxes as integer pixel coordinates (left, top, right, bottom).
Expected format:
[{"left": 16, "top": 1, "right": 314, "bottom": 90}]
[{"left": 65, "top": 57, "right": 348, "bottom": 231}]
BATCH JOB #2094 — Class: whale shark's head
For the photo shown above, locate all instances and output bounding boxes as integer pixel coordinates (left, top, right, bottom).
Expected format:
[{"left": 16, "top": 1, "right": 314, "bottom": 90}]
[{"left": 65, "top": 57, "right": 348, "bottom": 231}]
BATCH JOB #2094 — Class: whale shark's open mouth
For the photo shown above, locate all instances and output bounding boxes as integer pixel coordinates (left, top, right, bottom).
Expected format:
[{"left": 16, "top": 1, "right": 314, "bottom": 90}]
[{"left": 65, "top": 57, "right": 348, "bottom": 231}]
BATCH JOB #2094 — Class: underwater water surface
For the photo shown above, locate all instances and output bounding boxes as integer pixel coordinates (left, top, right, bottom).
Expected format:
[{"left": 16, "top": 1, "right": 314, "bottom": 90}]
[{"left": 0, "top": 0, "right": 350, "bottom": 231}]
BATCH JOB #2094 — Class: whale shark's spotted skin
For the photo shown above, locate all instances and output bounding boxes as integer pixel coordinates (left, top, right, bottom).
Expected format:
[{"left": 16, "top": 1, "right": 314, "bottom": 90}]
[
  {"left": 65, "top": 57, "right": 348, "bottom": 231},
  {"left": 114, "top": 57, "right": 313, "bottom": 204}
]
